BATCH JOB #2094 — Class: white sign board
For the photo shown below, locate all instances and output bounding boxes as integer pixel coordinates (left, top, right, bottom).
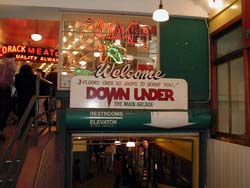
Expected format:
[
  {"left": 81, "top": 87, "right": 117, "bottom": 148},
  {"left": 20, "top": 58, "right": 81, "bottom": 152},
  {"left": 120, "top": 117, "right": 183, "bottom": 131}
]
[{"left": 70, "top": 76, "right": 188, "bottom": 110}]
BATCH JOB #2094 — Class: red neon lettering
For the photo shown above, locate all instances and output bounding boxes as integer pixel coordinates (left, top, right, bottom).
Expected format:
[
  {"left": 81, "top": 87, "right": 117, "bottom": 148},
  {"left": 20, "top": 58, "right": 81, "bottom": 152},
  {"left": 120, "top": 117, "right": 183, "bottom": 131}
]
[
  {"left": 12, "top": 46, "right": 17, "bottom": 52},
  {"left": 36, "top": 48, "right": 42, "bottom": 55},
  {"left": 76, "top": 18, "right": 154, "bottom": 64},
  {"left": 86, "top": 87, "right": 129, "bottom": 106},
  {"left": 43, "top": 49, "right": 49, "bottom": 56},
  {"left": 21, "top": 45, "right": 26, "bottom": 52},
  {"left": 28, "top": 47, "right": 35, "bottom": 54},
  {"left": 99, "top": 52, "right": 109, "bottom": 63},
  {"left": 55, "top": 51, "right": 59, "bottom": 57},
  {"left": 2, "top": 46, "right": 7, "bottom": 54},
  {"left": 8, "top": 45, "right": 12, "bottom": 52},
  {"left": 16, "top": 45, "right": 23, "bottom": 52},
  {"left": 134, "top": 88, "right": 174, "bottom": 101},
  {"left": 50, "top": 49, "right": 55, "bottom": 56}
]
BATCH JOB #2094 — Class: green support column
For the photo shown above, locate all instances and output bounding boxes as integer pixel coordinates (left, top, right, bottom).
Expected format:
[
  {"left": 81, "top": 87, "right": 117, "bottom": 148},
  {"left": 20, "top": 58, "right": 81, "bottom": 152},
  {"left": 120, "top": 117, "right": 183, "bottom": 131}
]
[
  {"left": 199, "top": 131, "right": 208, "bottom": 188},
  {"left": 65, "top": 132, "right": 72, "bottom": 188}
]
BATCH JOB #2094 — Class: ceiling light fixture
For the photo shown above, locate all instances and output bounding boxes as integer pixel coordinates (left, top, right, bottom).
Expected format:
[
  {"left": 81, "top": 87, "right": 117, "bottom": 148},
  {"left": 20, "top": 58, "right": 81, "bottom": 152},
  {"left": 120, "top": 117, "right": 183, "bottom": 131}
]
[
  {"left": 31, "top": 33, "right": 42, "bottom": 41},
  {"left": 208, "top": 0, "right": 223, "bottom": 8},
  {"left": 152, "top": 0, "right": 169, "bottom": 22},
  {"left": 114, "top": 140, "right": 121, "bottom": 146},
  {"left": 126, "top": 141, "right": 135, "bottom": 148},
  {"left": 31, "top": 20, "right": 42, "bottom": 41}
]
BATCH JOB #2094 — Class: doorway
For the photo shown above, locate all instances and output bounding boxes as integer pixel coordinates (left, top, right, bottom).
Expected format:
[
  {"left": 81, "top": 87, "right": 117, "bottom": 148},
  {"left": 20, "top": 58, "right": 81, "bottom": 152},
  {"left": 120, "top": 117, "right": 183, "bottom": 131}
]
[{"left": 70, "top": 134, "right": 199, "bottom": 188}]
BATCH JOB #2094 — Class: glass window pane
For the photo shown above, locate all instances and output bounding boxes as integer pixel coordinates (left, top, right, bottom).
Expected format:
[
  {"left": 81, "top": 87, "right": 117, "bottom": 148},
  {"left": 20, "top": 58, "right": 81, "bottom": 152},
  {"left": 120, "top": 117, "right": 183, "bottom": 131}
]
[
  {"left": 230, "top": 57, "right": 245, "bottom": 135},
  {"left": 216, "top": 26, "right": 242, "bottom": 58},
  {"left": 217, "top": 63, "right": 229, "bottom": 133},
  {"left": 59, "top": 12, "right": 158, "bottom": 89}
]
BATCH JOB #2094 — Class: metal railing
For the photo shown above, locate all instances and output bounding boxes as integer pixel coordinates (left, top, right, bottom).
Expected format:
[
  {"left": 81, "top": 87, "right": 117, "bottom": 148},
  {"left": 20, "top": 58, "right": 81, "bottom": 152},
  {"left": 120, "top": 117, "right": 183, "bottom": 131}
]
[{"left": 0, "top": 76, "right": 55, "bottom": 188}]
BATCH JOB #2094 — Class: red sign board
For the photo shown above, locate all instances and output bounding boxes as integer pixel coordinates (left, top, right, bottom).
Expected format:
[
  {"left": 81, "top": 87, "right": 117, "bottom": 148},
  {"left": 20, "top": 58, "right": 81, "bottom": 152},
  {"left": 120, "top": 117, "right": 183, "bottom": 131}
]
[{"left": 138, "top": 64, "right": 154, "bottom": 71}]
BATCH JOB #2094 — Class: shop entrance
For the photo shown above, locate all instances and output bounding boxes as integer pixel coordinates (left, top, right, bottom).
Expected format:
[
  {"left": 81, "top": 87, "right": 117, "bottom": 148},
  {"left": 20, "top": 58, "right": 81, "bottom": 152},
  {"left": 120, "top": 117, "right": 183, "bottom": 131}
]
[{"left": 71, "top": 133, "right": 199, "bottom": 188}]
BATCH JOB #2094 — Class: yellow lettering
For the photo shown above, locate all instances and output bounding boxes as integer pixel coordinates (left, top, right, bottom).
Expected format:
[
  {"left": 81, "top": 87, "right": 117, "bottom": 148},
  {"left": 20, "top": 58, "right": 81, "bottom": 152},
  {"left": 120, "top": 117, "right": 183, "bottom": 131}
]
[
  {"left": 21, "top": 45, "right": 26, "bottom": 52},
  {"left": 2, "top": 46, "right": 7, "bottom": 54},
  {"left": 8, "top": 45, "right": 12, "bottom": 52},
  {"left": 17, "top": 45, "right": 22, "bottom": 52},
  {"left": 12, "top": 45, "right": 17, "bottom": 52}
]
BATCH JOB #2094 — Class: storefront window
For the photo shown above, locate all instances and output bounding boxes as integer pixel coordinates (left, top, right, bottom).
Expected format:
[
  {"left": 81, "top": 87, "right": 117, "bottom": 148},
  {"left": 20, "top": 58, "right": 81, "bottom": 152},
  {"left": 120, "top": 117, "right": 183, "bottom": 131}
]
[{"left": 59, "top": 12, "right": 158, "bottom": 89}]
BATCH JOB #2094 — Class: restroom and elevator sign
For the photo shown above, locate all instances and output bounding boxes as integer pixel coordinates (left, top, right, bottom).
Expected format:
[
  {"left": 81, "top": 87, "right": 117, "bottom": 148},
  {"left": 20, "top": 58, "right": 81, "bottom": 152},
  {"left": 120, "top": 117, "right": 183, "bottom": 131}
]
[
  {"left": 65, "top": 109, "right": 193, "bottom": 130},
  {"left": 70, "top": 71, "right": 188, "bottom": 110}
]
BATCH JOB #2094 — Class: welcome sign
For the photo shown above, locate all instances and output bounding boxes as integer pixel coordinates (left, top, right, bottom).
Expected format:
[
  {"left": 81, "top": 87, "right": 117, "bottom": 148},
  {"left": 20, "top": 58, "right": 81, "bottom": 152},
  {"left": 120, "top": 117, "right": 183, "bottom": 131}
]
[{"left": 70, "top": 64, "right": 188, "bottom": 110}]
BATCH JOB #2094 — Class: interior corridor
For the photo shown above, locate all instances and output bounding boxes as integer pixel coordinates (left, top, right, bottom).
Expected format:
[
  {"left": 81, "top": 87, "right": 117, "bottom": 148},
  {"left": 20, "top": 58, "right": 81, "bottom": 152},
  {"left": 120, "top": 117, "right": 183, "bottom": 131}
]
[{"left": 71, "top": 136, "right": 194, "bottom": 188}]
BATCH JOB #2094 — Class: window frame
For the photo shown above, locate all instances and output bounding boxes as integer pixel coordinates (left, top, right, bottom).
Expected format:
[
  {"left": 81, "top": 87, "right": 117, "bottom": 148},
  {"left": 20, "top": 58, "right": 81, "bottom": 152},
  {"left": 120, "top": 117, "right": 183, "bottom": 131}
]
[{"left": 210, "top": 17, "right": 250, "bottom": 146}]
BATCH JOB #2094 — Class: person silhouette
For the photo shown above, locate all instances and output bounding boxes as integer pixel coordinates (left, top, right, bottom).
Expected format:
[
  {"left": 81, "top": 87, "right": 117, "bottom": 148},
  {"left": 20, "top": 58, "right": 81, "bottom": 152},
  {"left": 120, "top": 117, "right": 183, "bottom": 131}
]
[
  {"left": 0, "top": 53, "right": 16, "bottom": 140},
  {"left": 114, "top": 154, "right": 122, "bottom": 188}
]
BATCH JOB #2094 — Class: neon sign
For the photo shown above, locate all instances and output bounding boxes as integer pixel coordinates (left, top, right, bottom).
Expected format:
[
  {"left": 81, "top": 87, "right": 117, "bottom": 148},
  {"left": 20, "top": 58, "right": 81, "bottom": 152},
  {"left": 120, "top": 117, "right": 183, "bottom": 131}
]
[
  {"left": 0, "top": 44, "right": 59, "bottom": 63},
  {"left": 67, "top": 18, "right": 156, "bottom": 64},
  {"left": 107, "top": 44, "right": 123, "bottom": 64},
  {"left": 95, "top": 63, "right": 165, "bottom": 80}
]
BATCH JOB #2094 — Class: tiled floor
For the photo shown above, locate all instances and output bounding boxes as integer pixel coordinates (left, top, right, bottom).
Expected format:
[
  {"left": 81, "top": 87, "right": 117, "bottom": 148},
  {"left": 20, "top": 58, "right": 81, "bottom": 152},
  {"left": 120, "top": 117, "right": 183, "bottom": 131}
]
[{"left": 75, "top": 174, "right": 115, "bottom": 188}]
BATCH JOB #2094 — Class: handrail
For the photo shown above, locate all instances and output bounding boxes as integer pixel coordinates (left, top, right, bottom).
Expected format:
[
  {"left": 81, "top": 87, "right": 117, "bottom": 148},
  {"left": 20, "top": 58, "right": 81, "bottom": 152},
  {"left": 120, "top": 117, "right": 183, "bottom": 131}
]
[
  {"left": 34, "top": 77, "right": 53, "bottom": 144},
  {"left": 0, "top": 76, "right": 56, "bottom": 188},
  {"left": 39, "top": 77, "right": 53, "bottom": 85},
  {"left": 0, "top": 96, "right": 36, "bottom": 166}
]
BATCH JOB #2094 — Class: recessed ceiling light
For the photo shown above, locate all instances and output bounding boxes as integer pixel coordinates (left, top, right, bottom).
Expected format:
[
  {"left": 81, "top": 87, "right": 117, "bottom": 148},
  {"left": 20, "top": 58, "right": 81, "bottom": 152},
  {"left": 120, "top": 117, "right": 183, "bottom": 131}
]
[
  {"left": 231, "top": 5, "right": 238, "bottom": 9},
  {"left": 31, "top": 33, "right": 42, "bottom": 41}
]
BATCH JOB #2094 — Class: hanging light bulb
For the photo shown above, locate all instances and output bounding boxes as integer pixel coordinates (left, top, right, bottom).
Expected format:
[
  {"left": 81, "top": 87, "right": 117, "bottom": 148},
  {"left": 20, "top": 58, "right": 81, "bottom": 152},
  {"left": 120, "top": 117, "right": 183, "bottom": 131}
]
[
  {"left": 126, "top": 141, "right": 135, "bottom": 147},
  {"left": 152, "top": 0, "right": 169, "bottom": 22},
  {"left": 114, "top": 140, "right": 121, "bottom": 146},
  {"left": 208, "top": 0, "right": 223, "bottom": 8},
  {"left": 31, "top": 20, "right": 42, "bottom": 41}
]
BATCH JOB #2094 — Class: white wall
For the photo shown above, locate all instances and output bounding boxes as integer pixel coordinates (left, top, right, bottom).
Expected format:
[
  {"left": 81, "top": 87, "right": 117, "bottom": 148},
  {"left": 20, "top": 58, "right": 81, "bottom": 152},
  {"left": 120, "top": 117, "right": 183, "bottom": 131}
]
[
  {"left": 207, "top": 138, "right": 250, "bottom": 188},
  {"left": 0, "top": 0, "right": 208, "bottom": 18}
]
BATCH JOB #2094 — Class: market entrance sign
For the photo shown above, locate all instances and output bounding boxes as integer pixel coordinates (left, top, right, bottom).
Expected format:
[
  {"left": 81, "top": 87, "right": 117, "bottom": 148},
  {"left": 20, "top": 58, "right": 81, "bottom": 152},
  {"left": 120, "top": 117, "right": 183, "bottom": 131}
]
[
  {"left": 70, "top": 75, "right": 187, "bottom": 110},
  {"left": 0, "top": 44, "right": 59, "bottom": 63},
  {"left": 69, "top": 64, "right": 190, "bottom": 129}
]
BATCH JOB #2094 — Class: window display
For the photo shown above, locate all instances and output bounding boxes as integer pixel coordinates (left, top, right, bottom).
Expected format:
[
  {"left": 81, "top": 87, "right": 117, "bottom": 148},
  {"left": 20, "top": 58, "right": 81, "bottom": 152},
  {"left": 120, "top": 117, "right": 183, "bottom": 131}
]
[{"left": 59, "top": 12, "right": 158, "bottom": 89}]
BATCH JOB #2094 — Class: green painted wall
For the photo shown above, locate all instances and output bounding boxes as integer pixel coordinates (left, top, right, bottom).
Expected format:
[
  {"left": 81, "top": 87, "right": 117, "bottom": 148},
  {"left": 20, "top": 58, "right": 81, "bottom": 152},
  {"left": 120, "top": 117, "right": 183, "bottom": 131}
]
[{"left": 160, "top": 17, "right": 209, "bottom": 102}]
